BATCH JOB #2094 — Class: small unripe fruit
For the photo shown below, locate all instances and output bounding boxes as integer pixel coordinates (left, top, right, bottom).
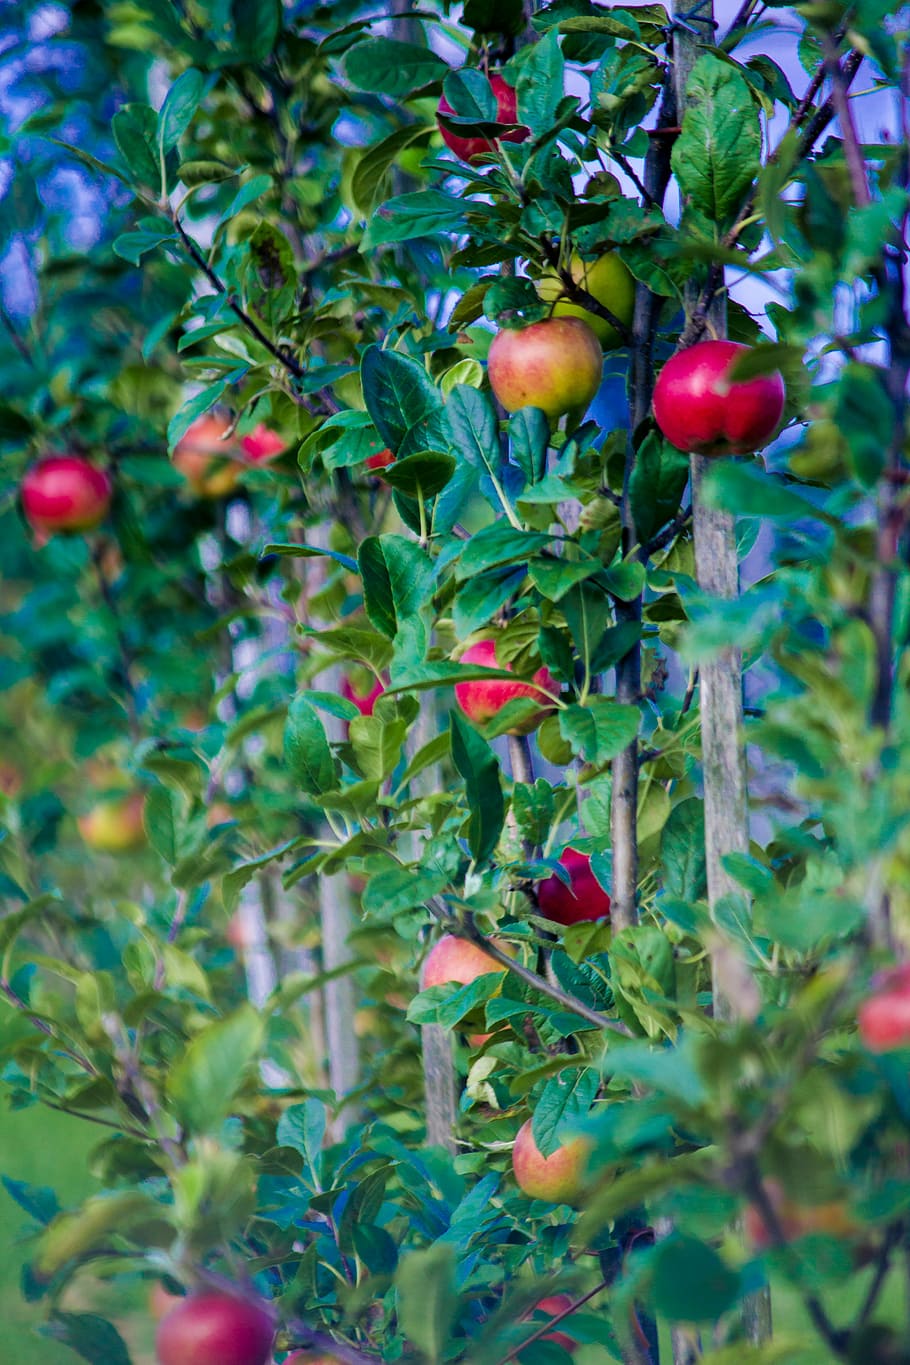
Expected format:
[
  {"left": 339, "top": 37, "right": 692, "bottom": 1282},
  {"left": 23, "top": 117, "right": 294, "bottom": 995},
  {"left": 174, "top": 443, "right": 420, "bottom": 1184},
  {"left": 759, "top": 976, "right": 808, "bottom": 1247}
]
[
  {"left": 512, "top": 1118, "right": 590, "bottom": 1205},
  {"left": 652, "top": 340, "right": 785, "bottom": 456},
  {"left": 437, "top": 73, "right": 527, "bottom": 164},
  {"left": 488, "top": 318, "right": 603, "bottom": 420},
  {"left": 537, "top": 252, "right": 635, "bottom": 350},
  {"left": 155, "top": 1291, "right": 275, "bottom": 1365},
  {"left": 537, "top": 849, "right": 611, "bottom": 925},
  {"left": 454, "top": 638, "right": 555, "bottom": 735},
  {"left": 21, "top": 456, "right": 112, "bottom": 534}
]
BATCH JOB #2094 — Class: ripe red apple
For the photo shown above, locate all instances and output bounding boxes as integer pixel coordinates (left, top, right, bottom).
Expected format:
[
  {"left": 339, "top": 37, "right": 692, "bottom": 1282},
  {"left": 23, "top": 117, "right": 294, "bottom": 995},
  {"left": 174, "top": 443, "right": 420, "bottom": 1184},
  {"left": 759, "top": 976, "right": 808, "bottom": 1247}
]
[
  {"left": 537, "top": 849, "right": 611, "bottom": 926},
  {"left": 365, "top": 447, "right": 395, "bottom": 473},
  {"left": 528, "top": 1294, "right": 578, "bottom": 1353},
  {"left": 512, "top": 1118, "right": 590, "bottom": 1205},
  {"left": 21, "top": 456, "right": 112, "bottom": 534},
  {"left": 454, "top": 638, "right": 555, "bottom": 735},
  {"left": 488, "top": 318, "right": 603, "bottom": 420},
  {"left": 78, "top": 792, "right": 146, "bottom": 854},
  {"left": 652, "top": 340, "right": 785, "bottom": 456},
  {"left": 156, "top": 1291, "right": 275, "bottom": 1365},
  {"left": 858, "top": 964, "right": 910, "bottom": 1052},
  {"left": 341, "top": 673, "right": 384, "bottom": 717},
  {"left": 437, "top": 73, "right": 527, "bottom": 164},
  {"left": 240, "top": 423, "right": 287, "bottom": 462},
  {"left": 422, "top": 934, "right": 513, "bottom": 1044}
]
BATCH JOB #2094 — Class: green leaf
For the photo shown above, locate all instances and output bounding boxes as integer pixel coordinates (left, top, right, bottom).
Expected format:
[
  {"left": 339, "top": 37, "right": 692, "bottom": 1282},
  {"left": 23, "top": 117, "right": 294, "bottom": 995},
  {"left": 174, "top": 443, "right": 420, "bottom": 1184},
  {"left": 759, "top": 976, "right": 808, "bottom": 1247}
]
[
  {"left": 445, "top": 385, "right": 510, "bottom": 499},
  {"left": 362, "top": 190, "right": 467, "bottom": 248},
  {"left": 361, "top": 346, "right": 442, "bottom": 452},
  {"left": 166, "top": 382, "right": 228, "bottom": 450},
  {"left": 216, "top": 173, "right": 273, "bottom": 229},
  {"left": 528, "top": 556, "right": 600, "bottom": 602},
  {"left": 463, "top": 0, "right": 526, "bottom": 34},
  {"left": 629, "top": 431, "right": 690, "bottom": 545},
  {"left": 836, "top": 363, "right": 893, "bottom": 489},
  {"left": 395, "top": 1243, "right": 458, "bottom": 1365},
  {"left": 349, "top": 714, "right": 408, "bottom": 782},
  {"left": 532, "top": 1067, "right": 599, "bottom": 1157},
  {"left": 112, "top": 226, "right": 176, "bottom": 265},
  {"left": 41, "top": 1313, "right": 133, "bottom": 1365},
  {"left": 509, "top": 406, "right": 550, "bottom": 485},
  {"left": 277, "top": 1099, "right": 326, "bottom": 1186},
  {"left": 358, "top": 534, "right": 434, "bottom": 641},
  {"left": 345, "top": 38, "right": 449, "bottom": 97},
  {"left": 441, "top": 67, "right": 498, "bottom": 122},
  {"left": 512, "top": 779, "right": 555, "bottom": 847},
  {"left": 516, "top": 28, "right": 565, "bottom": 137},
  {"left": 451, "top": 712, "right": 504, "bottom": 864},
  {"left": 672, "top": 53, "right": 761, "bottom": 227},
  {"left": 352, "top": 126, "right": 432, "bottom": 214},
  {"left": 607, "top": 1038, "right": 707, "bottom": 1106},
  {"left": 232, "top": 0, "right": 281, "bottom": 59},
  {"left": 52, "top": 139, "right": 130, "bottom": 186},
  {"left": 661, "top": 799, "right": 707, "bottom": 901},
  {"left": 453, "top": 566, "right": 527, "bottom": 638},
  {"left": 457, "top": 521, "right": 551, "bottom": 577},
  {"left": 561, "top": 582, "right": 612, "bottom": 668},
  {"left": 284, "top": 695, "right": 338, "bottom": 795},
  {"left": 701, "top": 463, "right": 828, "bottom": 522},
  {"left": 167, "top": 1005, "right": 264, "bottom": 1134},
  {"left": 158, "top": 69, "right": 206, "bottom": 155},
  {"left": 558, "top": 699, "right": 640, "bottom": 763},
  {"left": 383, "top": 450, "right": 456, "bottom": 499},
  {"left": 651, "top": 1235, "right": 741, "bottom": 1322},
  {"left": 112, "top": 102, "right": 160, "bottom": 187},
  {"left": 589, "top": 621, "right": 642, "bottom": 673},
  {"left": 143, "top": 785, "right": 179, "bottom": 864}
]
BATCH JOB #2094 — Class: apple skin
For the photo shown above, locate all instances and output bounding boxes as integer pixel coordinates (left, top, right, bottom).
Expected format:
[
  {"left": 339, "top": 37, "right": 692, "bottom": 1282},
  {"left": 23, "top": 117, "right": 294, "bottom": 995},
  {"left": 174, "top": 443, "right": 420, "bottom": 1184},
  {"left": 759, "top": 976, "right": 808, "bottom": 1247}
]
[
  {"left": 530, "top": 1294, "right": 578, "bottom": 1353},
  {"left": 652, "top": 341, "right": 785, "bottom": 456},
  {"left": 156, "top": 1291, "right": 275, "bottom": 1365},
  {"left": 240, "top": 423, "right": 287, "bottom": 462},
  {"left": 422, "top": 933, "right": 511, "bottom": 1045},
  {"left": 454, "top": 638, "right": 555, "bottom": 735},
  {"left": 173, "top": 415, "right": 241, "bottom": 497},
  {"left": 77, "top": 793, "right": 146, "bottom": 853},
  {"left": 858, "top": 964, "right": 910, "bottom": 1052},
  {"left": 437, "top": 73, "right": 527, "bottom": 164},
  {"left": 488, "top": 318, "right": 603, "bottom": 420},
  {"left": 744, "top": 1179, "right": 857, "bottom": 1250},
  {"left": 537, "top": 252, "right": 635, "bottom": 350},
  {"left": 365, "top": 447, "right": 395, "bottom": 473},
  {"left": 341, "top": 674, "right": 384, "bottom": 717},
  {"left": 21, "top": 456, "right": 112, "bottom": 534},
  {"left": 537, "top": 849, "right": 611, "bottom": 926},
  {"left": 149, "top": 1282, "right": 183, "bottom": 1321},
  {"left": 512, "top": 1119, "right": 590, "bottom": 1205}
]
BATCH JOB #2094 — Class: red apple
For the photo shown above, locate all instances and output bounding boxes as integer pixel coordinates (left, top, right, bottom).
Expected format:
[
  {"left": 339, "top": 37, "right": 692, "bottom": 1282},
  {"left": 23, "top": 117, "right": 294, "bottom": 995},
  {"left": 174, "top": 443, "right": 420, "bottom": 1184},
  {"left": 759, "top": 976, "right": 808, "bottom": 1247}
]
[
  {"left": 156, "top": 1291, "right": 275, "bottom": 1365},
  {"left": 21, "top": 456, "right": 112, "bottom": 534},
  {"left": 512, "top": 1118, "right": 590, "bottom": 1206},
  {"left": 422, "top": 934, "right": 512, "bottom": 1045},
  {"left": 744, "top": 1179, "right": 857, "bottom": 1250},
  {"left": 341, "top": 673, "right": 384, "bottom": 717},
  {"left": 173, "top": 414, "right": 242, "bottom": 498},
  {"left": 437, "top": 72, "right": 527, "bottom": 164},
  {"left": 240, "top": 423, "right": 287, "bottom": 462},
  {"left": 78, "top": 792, "right": 146, "bottom": 854},
  {"left": 528, "top": 1294, "right": 578, "bottom": 1353},
  {"left": 652, "top": 340, "right": 785, "bottom": 456},
  {"left": 150, "top": 1282, "right": 183, "bottom": 1320},
  {"left": 537, "top": 849, "right": 611, "bottom": 926},
  {"left": 858, "top": 965, "right": 910, "bottom": 1052},
  {"left": 365, "top": 447, "right": 395, "bottom": 473},
  {"left": 488, "top": 318, "right": 603, "bottom": 420},
  {"left": 454, "top": 638, "right": 555, "bottom": 735}
]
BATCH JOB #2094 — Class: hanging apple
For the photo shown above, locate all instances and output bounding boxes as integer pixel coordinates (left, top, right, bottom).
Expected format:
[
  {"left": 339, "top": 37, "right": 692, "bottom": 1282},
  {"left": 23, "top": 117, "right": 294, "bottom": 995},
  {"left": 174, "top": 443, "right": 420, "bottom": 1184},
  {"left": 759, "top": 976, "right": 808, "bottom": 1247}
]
[
  {"left": 652, "top": 340, "right": 785, "bottom": 456},
  {"left": 488, "top": 318, "right": 603, "bottom": 420}
]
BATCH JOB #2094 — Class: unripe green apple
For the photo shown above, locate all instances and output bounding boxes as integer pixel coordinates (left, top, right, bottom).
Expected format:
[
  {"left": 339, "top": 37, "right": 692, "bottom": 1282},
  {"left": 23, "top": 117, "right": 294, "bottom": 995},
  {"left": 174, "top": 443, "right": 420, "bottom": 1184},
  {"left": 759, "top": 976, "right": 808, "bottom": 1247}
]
[
  {"left": 537, "top": 252, "right": 635, "bottom": 349},
  {"left": 78, "top": 792, "right": 146, "bottom": 853},
  {"left": 512, "top": 1117, "right": 591, "bottom": 1205},
  {"left": 488, "top": 318, "right": 603, "bottom": 420}
]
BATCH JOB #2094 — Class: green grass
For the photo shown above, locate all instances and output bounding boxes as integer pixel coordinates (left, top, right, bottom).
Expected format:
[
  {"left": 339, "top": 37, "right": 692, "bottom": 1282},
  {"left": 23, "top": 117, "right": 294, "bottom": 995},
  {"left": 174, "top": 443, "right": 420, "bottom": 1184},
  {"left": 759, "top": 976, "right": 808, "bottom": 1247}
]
[{"left": 0, "top": 1099, "right": 108, "bottom": 1363}]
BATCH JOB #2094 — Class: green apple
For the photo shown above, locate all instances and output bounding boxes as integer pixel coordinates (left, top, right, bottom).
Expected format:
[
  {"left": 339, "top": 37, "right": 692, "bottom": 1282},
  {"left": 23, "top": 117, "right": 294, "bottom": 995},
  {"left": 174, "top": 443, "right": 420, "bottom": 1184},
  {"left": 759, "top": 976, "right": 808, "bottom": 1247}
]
[{"left": 537, "top": 251, "right": 635, "bottom": 350}]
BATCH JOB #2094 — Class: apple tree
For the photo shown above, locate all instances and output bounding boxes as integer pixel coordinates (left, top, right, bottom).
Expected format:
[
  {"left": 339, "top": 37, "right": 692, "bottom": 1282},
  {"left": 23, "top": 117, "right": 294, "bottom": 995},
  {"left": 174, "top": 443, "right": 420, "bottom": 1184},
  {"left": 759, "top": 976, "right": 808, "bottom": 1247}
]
[{"left": 1, "top": 1, "right": 909, "bottom": 1363}]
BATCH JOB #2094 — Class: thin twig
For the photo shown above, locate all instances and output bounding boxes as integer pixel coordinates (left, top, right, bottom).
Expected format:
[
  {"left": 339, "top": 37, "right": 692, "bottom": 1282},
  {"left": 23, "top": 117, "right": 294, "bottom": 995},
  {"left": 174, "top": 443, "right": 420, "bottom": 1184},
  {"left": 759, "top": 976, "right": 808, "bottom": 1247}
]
[
  {"left": 428, "top": 899, "right": 632, "bottom": 1036},
  {"left": 823, "top": 34, "right": 871, "bottom": 207},
  {"left": 493, "top": 1278, "right": 610, "bottom": 1365},
  {"left": 0, "top": 305, "right": 34, "bottom": 366},
  {"left": 539, "top": 233, "right": 634, "bottom": 345},
  {"left": 0, "top": 979, "right": 100, "bottom": 1076}
]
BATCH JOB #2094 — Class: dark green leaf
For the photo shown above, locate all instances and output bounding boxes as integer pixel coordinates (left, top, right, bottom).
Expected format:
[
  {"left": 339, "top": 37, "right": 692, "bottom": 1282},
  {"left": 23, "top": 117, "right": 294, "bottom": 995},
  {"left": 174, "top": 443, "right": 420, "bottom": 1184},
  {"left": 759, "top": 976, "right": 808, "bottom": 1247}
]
[
  {"left": 509, "top": 406, "right": 550, "bottom": 485},
  {"left": 41, "top": 1313, "right": 132, "bottom": 1365},
  {"left": 167, "top": 1005, "right": 264, "bottom": 1134},
  {"left": 451, "top": 712, "right": 504, "bottom": 864},
  {"left": 232, "top": 0, "right": 281, "bottom": 59},
  {"left": 532, "top": 1067, "right": 599, "bottom": 1157},
  {"left": 395, "top": 1244, "right": 458, "bottom": 1365},
  {"left": 383, "top": 450, "right": 456, "bottom": 499},
  {"left": 112, "top": 102, "right": 160, "bottom": 188},
  {"left": 361, "top": 346, "right": 442, "bottom": 452},
  {"left": 158, "top": 69, "right": 206, "bottom": 154},
  {"left": 651, "top": 1235, "right": 741, "bottom": 1322},
  {"left": 143, "top": 785, "right": 179, "bottom": 865},
  {"left": 284, "top": 695, "right": 338, "bottom": 795},
  {"left": 661, "top": 799, "right": 707, "bottom": 901},
  {"left": 672, "top": 53, "right": 761, "bottom": 227},
  {"left": 346, "top": 39, "right": 449, "bottom": 97}
]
